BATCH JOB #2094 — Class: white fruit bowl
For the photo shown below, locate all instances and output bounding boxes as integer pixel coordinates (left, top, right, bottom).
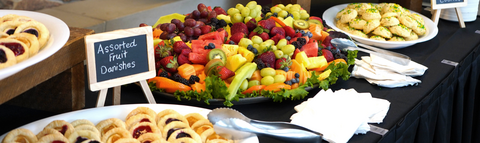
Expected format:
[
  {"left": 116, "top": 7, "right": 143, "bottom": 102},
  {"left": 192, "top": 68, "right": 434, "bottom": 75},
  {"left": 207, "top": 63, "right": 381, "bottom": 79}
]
[{"left": 323, "top": 4, "right": 438, "bottom": 49}]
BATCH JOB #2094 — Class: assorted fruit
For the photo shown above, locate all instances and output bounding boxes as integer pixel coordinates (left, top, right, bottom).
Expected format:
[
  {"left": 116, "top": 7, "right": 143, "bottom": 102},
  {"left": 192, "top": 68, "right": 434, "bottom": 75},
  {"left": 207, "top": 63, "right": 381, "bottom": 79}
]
[{"left": 142, "top": 1, "right": 358, "bottom": 106}]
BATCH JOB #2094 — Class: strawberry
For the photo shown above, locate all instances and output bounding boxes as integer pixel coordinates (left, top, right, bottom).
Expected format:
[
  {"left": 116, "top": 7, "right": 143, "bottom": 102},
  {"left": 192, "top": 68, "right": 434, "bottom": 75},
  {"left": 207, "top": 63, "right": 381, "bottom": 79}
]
[
  {"left": 322, "top": 36, "right": 333, "bottom": 48},
  {"left": 177, "top": 54, "right": 191, "bottom": 65},
  {"left": 160, "top": 56, "right": 178, "bottom": 73},
  {"left": 230, "top": 32, "right": 245, "bottom": 44},
  {"left": 155, "top": 41, "right": 172, "bottom": 60},
  {"left": 321, "top": 49, "right": 334, "bottom": 62},
  {"left": 245, "top": 18, "right": 257, "bottom": 32},
  {"left": 283, "top": 26, "right": 296, "bottom": 38},
  {"left": 217, "top": 66, "right": 235, "bottom": 80},
  {"left": 257, "top": 19, "right": 276, "bottom": 31},
  {"left": 259, "top": 32, "right": 270, "bottom": 41},
  {"left": 275, "top": 57, "right": 292, "bottom": 70},
  {"left": 295, "top": 32, "right": 302, "bottom": 38},
  {"left": 270, "top": 27, "right": 285, "bottom": 37},
  {"left": 181, "top": 48, "right": 192, "bottom": 56},
  {"left": 270, "top": 34, "right": 284, "bottom": 45},
  {"left": 292, "top": 48, "right": 301, "bottom": 59},
  {"left": 231, "top": 22, "right": 249, "bottom": 36},
  {"left": 173, "top": 41, "right": 189, "bottom": 55},
  {"left": 200, "top": 25, "right": 212, "bottom": 35},
  {"left": 213, "top": 6, "right": 227, "bottom": 15},
  {"left": 258, "top": 51, "right": 276, "bottom": 68},
  {"left": 248, "top": 31, "right": 258, "bottom": 39}
]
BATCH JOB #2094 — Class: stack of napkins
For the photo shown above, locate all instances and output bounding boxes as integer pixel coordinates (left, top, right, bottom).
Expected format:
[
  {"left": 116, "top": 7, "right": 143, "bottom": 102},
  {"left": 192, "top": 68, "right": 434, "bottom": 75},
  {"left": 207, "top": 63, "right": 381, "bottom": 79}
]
[
  {"left": 351, "top": 54, "right": 428, "bottom": 88},
  {"left": 290, "top": 89, "right": 390, "bottom": 143}
]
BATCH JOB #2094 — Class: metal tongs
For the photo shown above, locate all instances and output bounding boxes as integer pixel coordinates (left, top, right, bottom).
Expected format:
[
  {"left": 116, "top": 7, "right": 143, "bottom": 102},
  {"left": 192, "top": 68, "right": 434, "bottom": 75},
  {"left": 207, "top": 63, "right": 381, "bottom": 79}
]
[
  {"left": 207, "top": 108, "right": 323, "bottom": 143},
  {"left": 330, "top": 38, "right": 411, "bottom": 66}
]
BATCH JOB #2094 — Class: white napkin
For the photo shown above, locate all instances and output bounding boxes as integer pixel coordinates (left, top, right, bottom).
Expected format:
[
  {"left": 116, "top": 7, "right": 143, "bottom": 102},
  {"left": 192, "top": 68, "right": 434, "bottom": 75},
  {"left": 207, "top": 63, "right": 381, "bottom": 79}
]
[
  {"left": 351, "top": 54, "right": 428, "bottom": 88},
  {"left": 290, "top": 89, "right": 390, "bottom": 143}
]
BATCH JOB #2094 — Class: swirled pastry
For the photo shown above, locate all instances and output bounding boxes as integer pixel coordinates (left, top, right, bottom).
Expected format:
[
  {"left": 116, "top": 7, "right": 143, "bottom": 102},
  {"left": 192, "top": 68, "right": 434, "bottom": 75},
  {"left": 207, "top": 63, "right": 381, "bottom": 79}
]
[
  {"left": 0, "top": 37, "right": 29, "bottom": 62},
  {"left": 340, "top": 9, "right": 358, "bottom": 23},
  {"left": 81, "top": 139, "right": 102, "bottom": 143},
  {"left": 126, "top": 114, "right": 157, "bottom": 130},
  {"left": 71, "top": 119, "right": 96, "bottom": 127},
  {"left": 96, "top": 118, "right": 127, "bottom": 137},
  {"left": 0, "top": 45, "right": 16, "bottom": 69},
  {"left": 137, "top": 133, "right": 167, "bottom": 143},
  {"left": 389, "top": 36, "right": 406, "bottom": 41},
  {"left": 405, "top": 31, "right": 419, "bottom": 41},
  {"left": 36, "top": 128, "right": 63, "bottom": 140},
  {"left": 14, "top": 20, "right": 50, "bottom": 48},
  {"left": 370, "top": 35, "right": 386, "bottom": 41},
  {"left": 363, "top": 19, "right": 380, "bottom": 34},
  {"left": 101, "top": 127, "right": 131, "bottom": 143},
  {"left": 380, "top": 16, "right": 399, "bottom": 27},
  {"left": 115, "top": 138, "right": 141, "bottom": 143},
  {"left": 37, "top": 134, "right": 69, "bottom": 143},
  {"left": 388, "top": 24, "right": 412, "bottom": 37},
  {"left": 372, "top": 26, "right": 393, "bottom": 39},
  {"left": 362, "top": 8, "right": 381, "bottom": 21},
  {"left": 75, "top": 124, "right": 101, "bottom": 137},
  {"left": 167, "top": 128, "right": 202, "bottom": 143},
  {"left": 8, "top": 33, "right": 39, "bottom": 55},
  {"left": 195, "top": 124, "right": 216, "bottom": 142},
  {"left": 398, "top": 14, "right": 418, "bottom": 29},
  {"left": 349, "top": 18, "right": 367, "bottom": 30},
  {"left": 2, "top": 128, "right": 38, "bottom": 143},
  {"left": 44, "top": 120, "right": 75, "bottom": 138},
  {"left": 129, "top": 122, "right": 161, "bottom": 139},
  {"left": 156, "top": 109, "right": 181, "bottom": 124},
  {"left": 67, "top": 130, "right": 101, "bottom": 143},
  {"left": 163, "top": 121, "right": 190, "bottom": 139},
  {"left": 0, "top": 20, "right": 25, "bottom": 35},
  {"left": 157, "top": 112, "right": 189, "bottom": 130},
  {"left": 126, "top": 106, "right": 157, "bottom": 121},
  {"left": 0, "top": 14, "right": 20, "bottom": 23}
]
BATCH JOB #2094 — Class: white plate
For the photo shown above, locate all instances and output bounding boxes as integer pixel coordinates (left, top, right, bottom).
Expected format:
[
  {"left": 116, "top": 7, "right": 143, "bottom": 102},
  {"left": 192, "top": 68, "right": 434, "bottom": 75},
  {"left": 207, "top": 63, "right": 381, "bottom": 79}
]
[
  {"left": 0, "top": 10, "right": 69, "bottom": 80},
  {"left": 0, "top": 104, "right": 259, "bottom": 143},
  {"left": 323, "top": 4, "right": 439, "bottom": 49}
]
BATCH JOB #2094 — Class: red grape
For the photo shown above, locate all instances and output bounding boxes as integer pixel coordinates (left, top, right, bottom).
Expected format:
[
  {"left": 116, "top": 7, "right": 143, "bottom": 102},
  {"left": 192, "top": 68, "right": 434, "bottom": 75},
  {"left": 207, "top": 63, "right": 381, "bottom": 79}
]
[
  {"left": 159, "top": 23, "right": 169, "bottom": 31},
  {"left": 178, "top": 33, "right": 187, "bottom": 42},
  {"left": 198, "top": 18, "right": 207, "bottom": 24},
  {"left": 184, "top": 27, "right": 194, "bottom": 36},
  {"left": 160, "top": 32, "right": 168, "bottom": 39},
  {"left": 184, "top": 19, "right": 196, "bottom": 27},
  {"left": 197, "top": 3, "right": 207, "bottom": 12},
  {"left": 176, "top": 22, "right": 185, "bottom": 32},
  {"left": 207, "top": 11, "right": 217, "bottom": 22},
  {"left": 192, "top": 10, "right": 200, "bottom": 20},
  {"left": 165, "top": 23, "right": 176, "bottom": 33},
  {"left": 139, "top": 23, "right": 148, "bottom": 27},
  {"left": 166, "top": 33, "right": 177, "bottom": 39},
  {"left": 194, "top": 21, "right": 205, "bottom": 28},
  {"left": 193, "top": 28, "right": 201, "bottom": 37},
  {"left": 184, "top": 14, "right": 193, "bottom": 21},
  {"left": 200, "top": 11, "right": 208, "bottom": 18},
  {"left": 171, "top": 19, "right": 181, "bottom": 25}
]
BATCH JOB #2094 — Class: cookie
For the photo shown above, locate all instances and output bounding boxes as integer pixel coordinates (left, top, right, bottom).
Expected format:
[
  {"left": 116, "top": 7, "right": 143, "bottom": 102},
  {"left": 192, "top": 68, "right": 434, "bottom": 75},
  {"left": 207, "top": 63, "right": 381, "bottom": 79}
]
[
  {"left": 405, "top": 31, "right": 419, "bottom": 41},
  {"left": 372, "top": 26, "right": 393, "bottom": 39},
  {"left": 362, "top": 8, "right": 381, "bottom": 21},
  {"left": 340, "top": 9, "right": 358, "bottom": 23},
  {"left": 349, "top": 18, "right": 367, "bottom": 30},
  {"left": 129, "top": 122, "right": 160, "bottom": 139},
  {"left": 389, "top": 24, "right": 412, "bottom": 37},
  {"left": 363, "top": 19, "right": 380, "bottom": 34},
  {"left": 380, "top": 16, "right": 399, "bottom": 27},
  {"left": 370, "top": 35, "right": 386, "bottom": 41},
  {"left": 389, "top": 36, "right": 406, "bottom": 41},
  {"left": 398, "top": 14, "right": 418, "bottom": 29}
]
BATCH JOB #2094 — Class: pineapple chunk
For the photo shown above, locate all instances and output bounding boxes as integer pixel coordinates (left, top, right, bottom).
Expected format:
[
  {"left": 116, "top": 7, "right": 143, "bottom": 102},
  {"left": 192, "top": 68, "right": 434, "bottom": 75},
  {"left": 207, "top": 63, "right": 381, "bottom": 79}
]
[
  {"left": 238, "top": 47, "right": 255, "bottom": 63},
  {"left": 295, "top": 51, "right": 311, "bottom": 68},
  {"left": 306, "top": 56, "right": 327, "bottom": 69},
  {"left": 226, "top": 54, "right": 247, "bottom": 72},
  {"left": 222, "top": 44, "right": 239, "bottom": 57},
  {"left": 317, "top": 69, "right": 332, "bottom": 81}
]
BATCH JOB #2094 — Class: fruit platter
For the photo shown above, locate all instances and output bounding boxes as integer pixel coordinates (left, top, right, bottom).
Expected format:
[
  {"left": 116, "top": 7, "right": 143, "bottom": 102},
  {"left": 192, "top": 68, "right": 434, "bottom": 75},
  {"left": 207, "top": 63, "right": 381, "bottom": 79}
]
[{"left": 143, "top": 1, "right": 357, "bottom": 106}]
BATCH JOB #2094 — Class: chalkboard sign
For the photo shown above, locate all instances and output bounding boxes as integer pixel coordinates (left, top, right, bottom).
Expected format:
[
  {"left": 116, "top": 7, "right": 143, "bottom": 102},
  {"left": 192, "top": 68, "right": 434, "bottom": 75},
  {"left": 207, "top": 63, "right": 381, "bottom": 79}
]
[
  {"left": 431, "top": 0, "right": 468, "bottom": 9},
  {"left": 85, "top": 26, "right": 156, "bottom": 91}
]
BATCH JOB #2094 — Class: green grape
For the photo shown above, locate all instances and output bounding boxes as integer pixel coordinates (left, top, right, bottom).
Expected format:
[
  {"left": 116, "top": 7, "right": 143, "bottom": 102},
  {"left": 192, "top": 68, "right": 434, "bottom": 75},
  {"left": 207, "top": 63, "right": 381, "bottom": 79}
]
[
  {"left": 227, "top": 8, "right": 240, "bottom": 16},
  {"left": 300, "top": 13, "right": 310, "bottom": 20},
  {"left": 255, "top": 5, "right": 262, "bottom": 12},
  {"left": 274, "top": 50, "right": 284, "bottom": 59},
  {"left": 282, "top": 54, "right": 290, "bottom": 59},
  {"left": 246, "top": 1, "right": 257, "bottom": 10},
  {"left": 248, "top": 80, "right": 260, "bottom": 88},
  {"left": 291, "top": 11, "right": 301, "bottom": 20},
  {"left": 254, "top": 16, "right": 262, "bottom": 22},
  {"left": 274, "top": 75, "right": 286, "bottom": 83},
  {"left": 286, "top": 4, "right": 293, "bottom": 8},
  {"left": 289, "top": 7, "right": 300, "bottom": 13},
  {"left": 241, "top": 7, "right": 251, "bottom": 18},
  {"left": 276, "top": 39, "right": 288, "bottom": 49},
  {"left": 282, "top": 44, "right": 295, "bottom": 55},
  {"left": 266, "top": 12, "right": 273, "bottom": 17},
  {"left": 260, "top": 68, "right": 276, "bottom": 77},
  {"left": 270, "top": 6, "right": 282, "bottom": 13},
  {"left": 238, "top": 38, "right": 253, "bottom": 48},
  {"left": 244, "top": 16, "right": 253, "bottom": 23},
  {"left": 271, "top": 45, "right": 278, "bottom": 51},
  {"left": 236, "top": 4, "right": 245, "bottom": 11},
  {"left": 276, "top": 4, "right": 285, "bottom": 9},
  {"left": 299, "top": 9, "right": 307, "bottom": 14},
  {"left": 261, "top": 76, "right": 274, "bottom": 86},
  {"left": 251, "top": 35, "right": 263, "bottom": 45},
  {"left": 249, "top": 9, "right": 258, "bottom": 18},
  {"left": 252, "top": 43, "right": 260, "bottom": 49},
  {"left": 293, "top": 4, "right": 301, "bottom": 8},
  {"left": 278, "top": 10, "right": 288, "bottom": 18},
  {"left": 232, "top": 13, "right": 244, "bottom": 23},
  {"left": 240, "top": 79, "right": 249, "bottom": 91},
  {"left": 264, "top": 39, "right": 275, "bottom": 46},
  {"left": 259, "top": 42, "right": 269, "bottom": 52}
]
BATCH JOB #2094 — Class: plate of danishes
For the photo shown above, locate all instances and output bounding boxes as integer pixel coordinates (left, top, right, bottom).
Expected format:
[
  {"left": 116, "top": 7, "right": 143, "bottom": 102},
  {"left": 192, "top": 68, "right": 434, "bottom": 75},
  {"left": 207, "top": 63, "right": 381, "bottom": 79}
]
[
  {"left": 0, "top": 104, "right": 259, "bottom": 143},
  {"left": 0, "top": 10, "right": 69, "bottom": 80},
  {"left": 323, "top": 3, "right": 438, "bottom": 49}
]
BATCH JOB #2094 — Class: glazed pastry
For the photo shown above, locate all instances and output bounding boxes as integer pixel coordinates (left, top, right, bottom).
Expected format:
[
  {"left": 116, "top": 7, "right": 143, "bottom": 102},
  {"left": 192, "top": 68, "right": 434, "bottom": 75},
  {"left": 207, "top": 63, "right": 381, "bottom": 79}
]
[
  {"left": 8, "top": 33, "right": 40, "bottom": 55},
  {"left": 157, "top": 113, "right": 189, "bottom": 130},
  {"left": 388, "top": 24, "right": 412, "bottom": 37},
  {"left": 380, "top": 16, "right": 399, "bottom": 27},
  {"left": 101, "top": 127, "right": 131, "bottom": 143},
  {"left": 71, "top": 119, "right": 96, "bottom": 127},
  {"left": 37, "top": 134, "right": 69, "bottom": 143},
  {"left": 162, "top": 121, "right": 190, "bottom": 139},
  {"left": 129, "top": 122, "right": 161, "bottom": 139},
  {"left": 362, "top": 8, "right": 381, "bottom": 21},
  {"left": 156, "top": 109, "right": 181, "bottom": 123},
  {"left": 2, "top": 128, "right": 38, "bottom": 143},
  {"left": 14, "top": 20, "right": 50, "bottom": 48},
  {"left": 349, "top": 18, "right": 367, "bottom": 30},
  {"left": 44, "top": 120, "right": 75, "bottom": 138},
  {"left": 36, "top": 128, "right": 63, "bottom": 140},
  {"left": 0, "top": 45, "right": 17, "bottom": 69},
  {"left": 0, "top": 38, "right": 29, "bottom": 62},
  {"left": 96, "top": 118, "right": 126, "bottom": 137},
  {"left": 75, "top": 124, "right": 101, "bottom": 137},
  {"left": 0, "top": 20, "right": 25, "bottom": 35},
  {"left": 126, "top": 107, "right": 157, "bottom": 121},
  {"left": 190, "top": 120, "right": 213, "bottom": 132},
  {"left": 362, "top": 19, "right": 380, "bottom": 34},
  {"left": 372, "top": 26, "right": 393, "bottom": 39},
  {"left": 67, "top": 130, "right": 101, "bottom": 143},
  {"left": 126, "top": 113, "right": 156, "bottom": 130},
  {"left": 137, "top": 132, "right": 167, "bottom": 143},
  {"left": 114, "top": 138, "right": 140, "bottom": 143},
  {"left": 167, "top": 128, "right": 202, "bottom": 143}
]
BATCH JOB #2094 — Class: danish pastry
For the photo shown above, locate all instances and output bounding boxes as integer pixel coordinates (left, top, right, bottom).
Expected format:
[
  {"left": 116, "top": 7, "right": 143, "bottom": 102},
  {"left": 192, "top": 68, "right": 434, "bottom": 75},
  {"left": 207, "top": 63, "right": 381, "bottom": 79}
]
[
  {"left": 129, "top": 122, "right": 160, "bottom": 139},
  {"left": 167, "top": 128, "right": 202, "bottom": 143},
  {"left": 195, "top": 124, "right": 215, "bottom": 142},
  {"left": 2, "top": 128, "right": 38, "bottom": 143},
  {"left": 0, "top": 45, "right": 17, "bottom": 69},
  {"left": 185, "top": 113, "right": 207, "bottom": 127},
  {"left": 126, "top": 113, "right": 157, "bottom": 130},
  {"left": 14, "top": 20, "right": 50, "bottom": 48},
  {"left": 71, "top": 119, "right": 96, "bottom": 127},
  {"left": 157, "top": 112, "right": 189, "bottom": 130},
  {"left": 101, "top": 127, "right": 131, "bottom": 143},
  {"left": 137, "top": 132, "right": 167, "bottom": 143},
  {"left": 126, "top": 106, "right": 157, "bottom": 121},
  {"left": 75, "top": 124, "right": 101, "bottom": 137},
  {"left": 67, "top": 130, "right": 101, "bottom": 143},
  {"left": 0, "top": 14, "right": 20, "bottom": 23},
  {"left": 162, "top": 121, "right": 190, "bottom": 139},
  {"left": 37, "top": 133, "right": 69, "bottom": 143},
  {"left": 0, "top": 20, "right": 25, "bottom": 35},
  {"left": 156, "top": 109, "right": 181, "bottom": 124},
  {"left": 0, "top": 37, "right": 29, "bottom": 62},
  {"left": 44, "top": 120, "right": 75, "bottom": 138},
  {"left": 115, "top": 138, "right": 141, "bottom": 143},
  {"left": 8, "top": 33, "right": 40, "bottom": 55},
  {"left": 81, "top": 139, "right": 103, "bottom": 143},
  {"left": 36, "top": 128, "right": 63, "bottom": 140},
  {"left": 96, "top": 118, "right": 127, "bottom": 137}
]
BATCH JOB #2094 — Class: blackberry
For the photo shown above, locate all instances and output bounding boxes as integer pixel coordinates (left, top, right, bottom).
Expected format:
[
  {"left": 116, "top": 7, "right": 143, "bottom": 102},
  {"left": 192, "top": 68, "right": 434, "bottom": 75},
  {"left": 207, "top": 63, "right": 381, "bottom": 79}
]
[
  {"left": 189, "top": 75, "right": 200, "bottom": 84},
  {"left": 173, "top": 73, "right": 182, "bottom": 81},
  {"left": 178, "top": 77, "right": 190, "bottom": 86},
  {"left": 218, "top": 19, "right": 227, "bottom": 27},
  {"left": 228, "top": 23, "right": 233, "bottom": 27},
  {"left": 254, "top": 58, "right": 267, "bottom": 70},
  {"left": 158, "top": 71, "right": 169, "bottom": 78},
  {"left": 297, "top": 37, "right": 307, "bottom": 46},
  {"left": 292, "top": 41, "right": 300, "bottom": 49},
  {"left": 210, "top": 18, "right": 219, "bottom": 24}
]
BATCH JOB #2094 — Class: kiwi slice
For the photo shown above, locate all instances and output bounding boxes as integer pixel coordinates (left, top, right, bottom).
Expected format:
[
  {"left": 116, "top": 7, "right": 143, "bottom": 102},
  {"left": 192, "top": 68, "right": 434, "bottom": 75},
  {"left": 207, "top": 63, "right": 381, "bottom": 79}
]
[
  {"left": 204, "top": 59, "right": 224, "bottom": 76},
  {"left": 208, "top": 49, "right": 227, "bottom": 64},
  {"left": 293, "top": 20, "right": 310, "bottom": 30}
]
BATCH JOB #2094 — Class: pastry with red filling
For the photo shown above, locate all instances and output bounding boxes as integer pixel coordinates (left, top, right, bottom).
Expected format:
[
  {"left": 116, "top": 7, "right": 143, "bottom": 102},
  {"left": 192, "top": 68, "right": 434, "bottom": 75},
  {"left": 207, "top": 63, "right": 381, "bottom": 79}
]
[
  {"left": 0, "top": 45, "right": 16, "bottom": 69},
  {"left": 44, "top": 120, "right": 75, "bottom": 138},
  {"left": 2, "top": 128, "right": 38, "bottom": 143}
]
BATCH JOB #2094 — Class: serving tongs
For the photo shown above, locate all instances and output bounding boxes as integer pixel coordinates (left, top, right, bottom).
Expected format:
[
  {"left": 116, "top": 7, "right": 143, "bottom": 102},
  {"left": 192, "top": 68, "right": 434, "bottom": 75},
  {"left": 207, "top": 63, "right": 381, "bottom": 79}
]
[
  {"left": 207, "top": 108, "right": 323, "bottom": 143},
  {"left": 330, "top": 38, "right": 411, "bottom": 66}
]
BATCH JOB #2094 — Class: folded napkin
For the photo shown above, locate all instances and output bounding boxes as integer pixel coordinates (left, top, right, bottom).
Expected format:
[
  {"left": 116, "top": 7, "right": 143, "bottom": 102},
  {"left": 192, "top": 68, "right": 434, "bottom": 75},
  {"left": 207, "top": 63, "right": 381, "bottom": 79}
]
[
  {"left": 351, "top": 54, "right": 428, "bottom": 88},
  {"left": 290, "top": 89, "right": 390, "bottom": 143}
]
